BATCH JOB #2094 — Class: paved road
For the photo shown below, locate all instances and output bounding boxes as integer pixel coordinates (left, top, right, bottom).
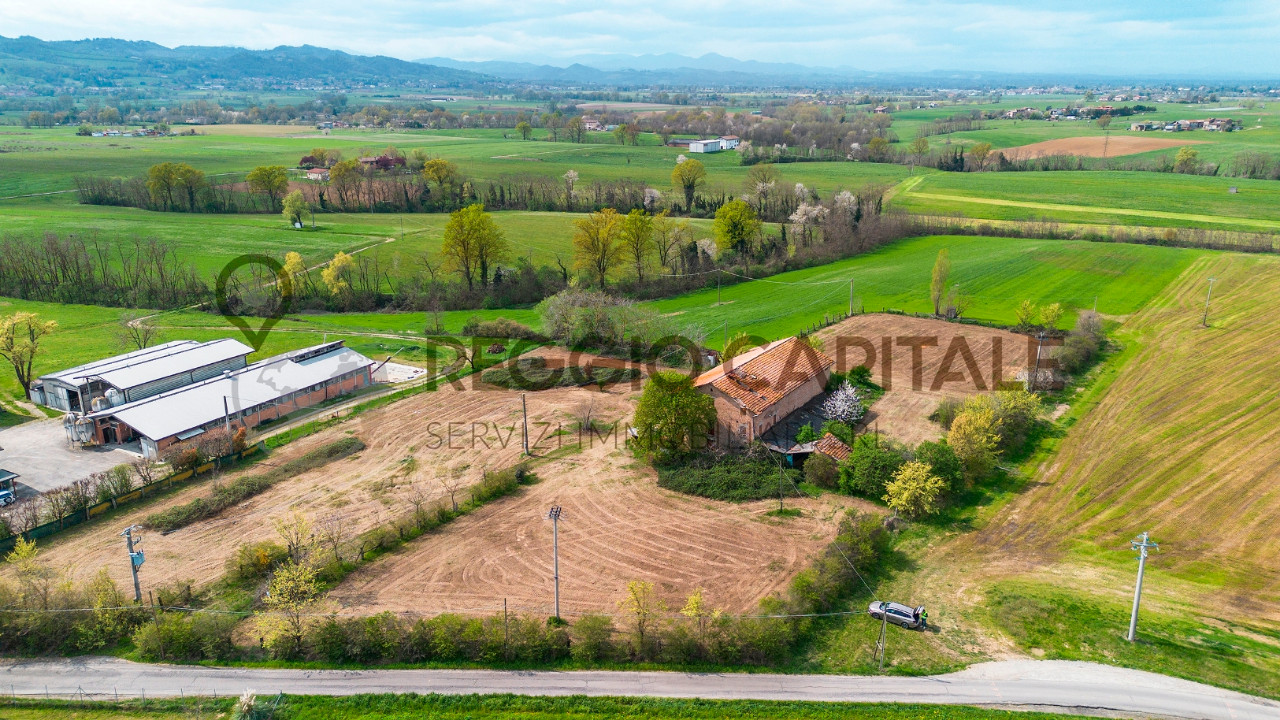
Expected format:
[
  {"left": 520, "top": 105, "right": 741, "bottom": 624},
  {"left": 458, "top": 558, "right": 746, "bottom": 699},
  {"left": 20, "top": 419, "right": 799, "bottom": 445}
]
[{"left": 1, "top": 657, "right": 1277, "bottom": 719}]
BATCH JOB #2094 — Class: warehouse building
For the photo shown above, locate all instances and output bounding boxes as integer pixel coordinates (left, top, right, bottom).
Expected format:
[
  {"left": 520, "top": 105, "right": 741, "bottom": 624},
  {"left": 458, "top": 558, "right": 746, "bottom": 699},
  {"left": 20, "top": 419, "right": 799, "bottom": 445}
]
[
  {"left": 82, "top": 340, "right": 376, "bottom": 458},
  {"left": 35, "top": 339, "right": 253, "bottom": 413}
]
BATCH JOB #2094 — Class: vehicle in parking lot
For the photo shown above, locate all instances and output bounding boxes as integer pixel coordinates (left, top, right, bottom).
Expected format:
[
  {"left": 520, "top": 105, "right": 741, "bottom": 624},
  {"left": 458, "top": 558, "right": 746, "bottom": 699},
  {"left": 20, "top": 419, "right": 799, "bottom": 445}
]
[
  {"left": 869, "top": 600, "right": 926, "bottom": 629},
  {"left": 0, "top": 489, "right": 15, "bottom": 506}
]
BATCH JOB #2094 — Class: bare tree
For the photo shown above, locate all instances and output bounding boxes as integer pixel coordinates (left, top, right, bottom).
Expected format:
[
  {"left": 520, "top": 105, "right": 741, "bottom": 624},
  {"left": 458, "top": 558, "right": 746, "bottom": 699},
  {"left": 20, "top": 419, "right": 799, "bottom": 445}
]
[
  {"left": 315, "top": 513, "right": 350, "bottom": 564},
  {"left": 131, "top": 458, "right": 158, "bottom": 486},
  {"left": 573, "top": 396, "right": 597, "bottom": 432},
  {"left": 117, "top": 313, "right": 159, "bottom": 350},
  {"left": 274, "top": 511, "right": 314, "bottom": 563},
  {"left": 438, "top": 468, "right": 467, "bottom": 513}
]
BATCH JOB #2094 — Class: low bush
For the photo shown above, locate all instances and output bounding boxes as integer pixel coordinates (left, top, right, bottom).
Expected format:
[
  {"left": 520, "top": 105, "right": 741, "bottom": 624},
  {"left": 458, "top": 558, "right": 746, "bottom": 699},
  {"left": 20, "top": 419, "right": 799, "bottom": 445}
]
[
  {"left": 912, "top": 439, "right": 964, "bottom": 491},
  {"left": 803, "top": 453, "right": 839, "bottom": 489},
  {"left": 838, "top": 435, "right": 908, "bottom": 498},
  {"left": 226, "top": 541, "right": 290, "bottom": 583},
  {"left": 132, "top": 611, "right": 238, "bottom": 661},
  {"left": 657, "top": 449, "right": 801, "bottom": 502},
  {"left": 145, "top": 437, "right": 365, "bottom": 532},
  {"left": 481, "top": 356, "right": 639, "bottom": 390},
  {"left": 461, "top": 316, "right": 545, "bottom": 341}
]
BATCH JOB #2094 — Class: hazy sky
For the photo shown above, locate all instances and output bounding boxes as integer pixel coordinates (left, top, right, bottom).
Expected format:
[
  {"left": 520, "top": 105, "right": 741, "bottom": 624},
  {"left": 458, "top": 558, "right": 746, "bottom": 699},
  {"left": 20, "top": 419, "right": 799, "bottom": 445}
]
[{"left": 2, "top": 0, "right": 1273, "bottom": 75}]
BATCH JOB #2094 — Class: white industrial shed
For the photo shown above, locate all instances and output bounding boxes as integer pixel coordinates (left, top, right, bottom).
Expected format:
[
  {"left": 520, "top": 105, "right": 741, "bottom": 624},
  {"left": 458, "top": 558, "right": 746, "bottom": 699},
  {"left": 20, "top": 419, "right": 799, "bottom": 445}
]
[
  {"left": 88, "top": 341, "right": 376, "bottom": 458},
  {"left": 35, "top": 339, "right": 253, "bottom": 413}
]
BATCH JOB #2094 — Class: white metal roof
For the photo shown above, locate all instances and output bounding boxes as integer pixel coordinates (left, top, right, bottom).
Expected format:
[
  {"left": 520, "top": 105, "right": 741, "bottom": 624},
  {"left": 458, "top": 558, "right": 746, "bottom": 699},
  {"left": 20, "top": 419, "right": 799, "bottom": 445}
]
[
  {"left": 99, "top": 342, "right": 375, "bottom": 441},
  {"left": 41, "top": 339, "right": 253, "bottom": 391}
]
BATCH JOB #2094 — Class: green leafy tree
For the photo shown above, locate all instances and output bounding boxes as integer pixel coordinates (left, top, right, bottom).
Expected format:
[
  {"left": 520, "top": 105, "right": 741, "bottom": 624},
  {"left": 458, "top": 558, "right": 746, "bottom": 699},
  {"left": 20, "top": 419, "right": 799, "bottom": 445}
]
[
  {"left": 913, "top": 439, "right": 964, "bottom": 491},
  {"left": 246, "top": 165, "right": 289, "bottom": 212},
  {"left": 281, "top": 190, "right": 309, "bottom": 227},
  {"left": 442, "top": 204, "right": 509, "bottom": 290},
  {"left": 1041, "top": 302, "right": 1064, "bottom": 330},
  {"left": 617, "top": 580, "right": 664, "bottom": 658},
  {"left": 947, "top": 407, "right": 1001, "bottom": 484},
  {"left": 671, "top": 157, "right": 707, "bottom": 213},
  {"left": 1015, "top": 299, "right": 1040, "bottom": 329},
  {"left": 930, "top": 248, "right": 950, "bottom": 316},
  {"left": 256, "top": 560, "right": 321, "bottom": 659},
  {"left": 173, "top": 164, "right": 206, "bottom": 212},
  {"left": 1174, "top": 146, "right": 1201, "bottom": 174},
  {"left": 146, "top": 162, "right": 181, "bottom": 210},
  {"left": 515, "top": 121, "right": 532, "bottom": 140},
  {"left": 0, "top": 312, "right": 57, "bottom": 400},
  {"left": 838, "top": 435, "right": 907, "bottom": 497},
  {"left": 421, "top": 157, "right": 460, "bottom": 197},
  {"left": 884, "top": 461, "right": 947, "bottom": 519},
  {"left": 712, "top": 199, "right": 761, "bottom": 255},
  {"left": 909, "top": 136, "right": 930, "bottom": 165},
  {"left": 968, "top": 142, "right": 994, "bottom": 171},
  {"left": 573, "top": 208, "right": 625, "bottom": 287},
  {"left": 619, "top": 209, "right": 654, "bottom": 282},
  {"left": 632, "top": 371, "right": 716, "bottom": 460}
]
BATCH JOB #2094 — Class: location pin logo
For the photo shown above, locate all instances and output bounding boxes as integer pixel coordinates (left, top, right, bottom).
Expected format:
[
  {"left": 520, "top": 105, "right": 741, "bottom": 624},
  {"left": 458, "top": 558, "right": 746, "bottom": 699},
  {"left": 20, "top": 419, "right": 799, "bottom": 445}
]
[{"left": 215, "top": 254, "right": 295, "bottom": 352}]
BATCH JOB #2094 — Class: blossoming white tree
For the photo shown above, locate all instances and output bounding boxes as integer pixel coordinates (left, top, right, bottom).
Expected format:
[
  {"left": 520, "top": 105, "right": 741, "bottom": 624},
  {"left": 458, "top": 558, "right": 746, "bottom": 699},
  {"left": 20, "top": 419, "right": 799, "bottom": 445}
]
[{"left": 822, "top": 380, "right": 865, "bottom": 425}]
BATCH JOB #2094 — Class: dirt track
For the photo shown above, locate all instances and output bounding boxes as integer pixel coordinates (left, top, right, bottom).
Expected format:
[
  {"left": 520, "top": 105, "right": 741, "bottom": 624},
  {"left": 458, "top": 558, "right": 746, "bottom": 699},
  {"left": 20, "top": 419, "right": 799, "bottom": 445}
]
[
  {"left": 1000, "top": 135, "right": 1202, "bottom": 160},
  {"left": 814, "top": 314, "right": 1033, "bottom": 445}
]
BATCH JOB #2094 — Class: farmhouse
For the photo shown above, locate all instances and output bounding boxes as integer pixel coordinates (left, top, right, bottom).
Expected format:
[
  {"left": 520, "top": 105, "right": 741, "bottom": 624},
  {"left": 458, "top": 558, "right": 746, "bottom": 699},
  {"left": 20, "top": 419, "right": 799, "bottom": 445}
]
[
  {"left": 694, "top": 337, "right": 833, "bottom": 446},
  {"left": 306, "top": 169, "right": 330, "bottom": 181},
  {"left": 34, "top": 339, "right": 253, "bottom": 414},
  {"left": 81, "top": 340, "right": 376, "bottom": 459}
]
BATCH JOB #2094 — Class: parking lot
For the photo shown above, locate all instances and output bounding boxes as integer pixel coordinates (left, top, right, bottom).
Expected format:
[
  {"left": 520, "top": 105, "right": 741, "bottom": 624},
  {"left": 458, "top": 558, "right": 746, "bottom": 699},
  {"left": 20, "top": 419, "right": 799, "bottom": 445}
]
[{"left": 0, "top": 418, "right": 140, "bottom": 499}]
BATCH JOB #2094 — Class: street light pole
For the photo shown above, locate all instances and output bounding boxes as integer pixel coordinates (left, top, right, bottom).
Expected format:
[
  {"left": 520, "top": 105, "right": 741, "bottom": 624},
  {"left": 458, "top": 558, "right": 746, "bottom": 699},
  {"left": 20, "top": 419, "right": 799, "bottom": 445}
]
[{"left": 546, "top": 506, "right": 563, "bottom": 619}]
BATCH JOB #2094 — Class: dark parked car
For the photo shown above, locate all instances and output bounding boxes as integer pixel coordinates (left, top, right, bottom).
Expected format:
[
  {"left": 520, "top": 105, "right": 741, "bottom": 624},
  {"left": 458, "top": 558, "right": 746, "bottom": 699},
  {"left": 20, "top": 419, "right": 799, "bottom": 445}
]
[{"left": 869, "top": 601, "right": 925, "bottom": 629}]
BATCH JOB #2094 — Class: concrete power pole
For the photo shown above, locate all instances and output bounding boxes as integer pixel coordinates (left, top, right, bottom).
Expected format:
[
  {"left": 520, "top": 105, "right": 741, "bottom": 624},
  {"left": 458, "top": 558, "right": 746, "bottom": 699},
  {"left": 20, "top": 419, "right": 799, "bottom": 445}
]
[
  {"left": 1127, "top": 532, "right": 1159, "bottom": 642},
  {"left": 120, "top": 525, "right": 144, "bottom": 602},
  {"left": 546, "top": 506, "right": 563, "bottom": 619},
  {"left": 1202, "top": 277, "right": 1216, "bottom": 327},
  {"left": 521, "top": 393, "right": 529, "bottom": 455}
]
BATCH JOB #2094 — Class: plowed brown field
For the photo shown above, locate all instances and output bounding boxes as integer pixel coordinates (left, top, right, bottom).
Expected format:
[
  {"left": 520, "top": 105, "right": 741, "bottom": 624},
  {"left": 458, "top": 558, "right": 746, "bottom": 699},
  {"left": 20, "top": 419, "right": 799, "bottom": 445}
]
[
  {"left": 814, "top": 314, "right": 1034, "bottom": 445},
  {"left": 326, "top": 438, "right": 863, "bottom": 617},
  {"left": 15, "top": 378, "right": 636, "bottom": 594},
  {"left": 999, "top": 135, "right": 1202, "bottom": 160}
]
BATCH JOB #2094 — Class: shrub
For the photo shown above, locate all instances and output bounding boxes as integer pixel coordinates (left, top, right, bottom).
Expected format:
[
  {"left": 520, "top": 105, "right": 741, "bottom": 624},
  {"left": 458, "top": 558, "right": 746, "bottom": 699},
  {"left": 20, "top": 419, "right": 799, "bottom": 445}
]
[
  {"left": 794, "top": 424, "right": 818, "bottom": 443},
  {"left": 657, "top": 450, "right": 800, "bottom": 502},
  {"left": 819, "top": 419, "right": 854, "bottom": 446},
  {"left": 803, "top": 453, "right": 839, "bottom": 489},
  {"left": 932, "top": 396, "right": 965, "bottom": 430},
  {"left": 226, "top": 541, "right": 289, "bottom": 583},
  {"left": 837, "top": 435, "right": 907, "bottom": 497},
  {"left": 948, "top": 407, "right": 1001, "bottom": 483},
  {"left": 461, "top": 315, "right": 545, "bottom": 341},
  {"left": 481, "top": 356, "right": 639, "bottom": 390},
  {"left": 1058, "top": 310, "right": 1105, "bottom": 373},
  {"left": 145, "top": 437, "right": 365, "bottom": 532},
  {"left": 884, "top": 461, "right": 947, "bottom": 519},
  {"left": 913, "top": 440, "right": 964, "bottom": 491},
  {"left": 536, "top": 288, "right": 681, "bottom": 357}
]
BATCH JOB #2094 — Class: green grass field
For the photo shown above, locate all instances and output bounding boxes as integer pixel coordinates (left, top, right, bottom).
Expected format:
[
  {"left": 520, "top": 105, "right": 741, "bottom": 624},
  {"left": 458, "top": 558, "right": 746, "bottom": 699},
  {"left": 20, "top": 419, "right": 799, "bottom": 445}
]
[
  {"left": 0, "top": 696, "right": 1098, "bottom": 720},
  {"left": 892, "top": 170, "right": 1280, "bottom": 231}
]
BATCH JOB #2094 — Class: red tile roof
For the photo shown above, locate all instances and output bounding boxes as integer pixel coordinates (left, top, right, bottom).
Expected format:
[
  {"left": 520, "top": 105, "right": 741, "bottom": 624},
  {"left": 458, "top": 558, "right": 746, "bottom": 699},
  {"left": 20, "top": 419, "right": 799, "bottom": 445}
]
[
  {"left": 695, "top": 337, "right": 833, "bottom": 415},
  {"left": 815, "top": 432, "right": 852, "bottom": 461}
]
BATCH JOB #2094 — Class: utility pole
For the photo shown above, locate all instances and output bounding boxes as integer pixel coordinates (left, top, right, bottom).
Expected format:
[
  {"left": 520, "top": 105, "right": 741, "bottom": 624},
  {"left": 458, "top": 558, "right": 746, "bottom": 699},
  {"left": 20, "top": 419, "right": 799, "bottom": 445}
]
[
  {"left": 120, "top": 525, "right": 144, "bottom": 602},
  {"left": 849, "top": 278, "right": 855, "bottom": 316},
  {"left": 1202, "top": 277, "right": 1216, "bottom": 327},
  {"left": 1029, "top": 332, "right": 1045, "bottom": 392},
  {"left": 873, "top": 602, "right": 889, "bottom": 671},
  {"left": 1127, "top": 532, "right": 1158, "bottom": 642},
  {"left": 521, "top": 393, "right": 529, "bottom": 455},
  {"left": 716, "top": 269, "right": 722, "bottom": 305},
  {"left": 546, "top": 506, "right": 563, "bottom": 619}
]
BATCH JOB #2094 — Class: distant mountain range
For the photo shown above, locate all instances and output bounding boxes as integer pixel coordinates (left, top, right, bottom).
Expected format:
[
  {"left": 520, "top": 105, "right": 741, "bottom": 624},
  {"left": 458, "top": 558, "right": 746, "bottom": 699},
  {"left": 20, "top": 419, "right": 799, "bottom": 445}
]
[{"left": 0, "top": 35, "right": 490, "bottom": 89}]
